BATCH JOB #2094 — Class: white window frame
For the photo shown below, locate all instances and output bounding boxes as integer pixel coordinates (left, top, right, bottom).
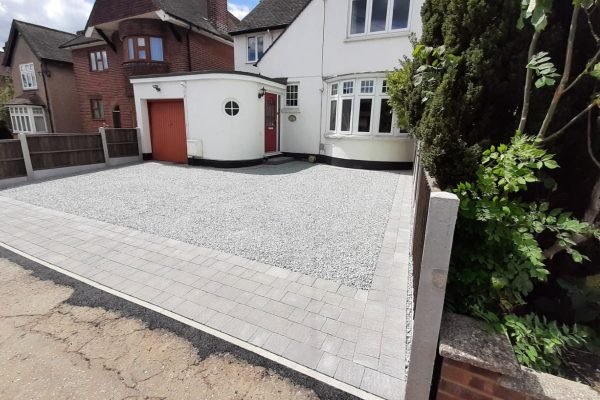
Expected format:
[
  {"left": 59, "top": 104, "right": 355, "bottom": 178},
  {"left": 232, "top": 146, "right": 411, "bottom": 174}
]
[
  {"left": 348, "top": 0, "right": 412, "bottom": 38},
  {"left": 9, "top": 106, "right": 48, "bottom": 133},
  {"left": 285, "top": 84, "right": 299, "bottom": 108},
  {"left": 247, "top": 35, "right": 265, "bottom": 63},
  {"left": 326, "top": 76, "right": 402, "bottom": 137},
  {"left": 90, "top": 50, "right": 108, "bottom": 71},
  {"left": 19, "top": 63, "right": 37, "bottom": 90}
]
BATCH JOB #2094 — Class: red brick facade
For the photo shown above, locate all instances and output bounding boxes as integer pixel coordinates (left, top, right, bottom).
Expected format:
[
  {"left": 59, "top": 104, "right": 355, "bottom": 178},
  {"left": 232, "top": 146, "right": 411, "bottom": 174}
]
[
  {"left": 72, "top": 19, "right": 233, "bottom": 132},
  {"left": 437, "top": 359, "right": 535, "bottom": 400}
]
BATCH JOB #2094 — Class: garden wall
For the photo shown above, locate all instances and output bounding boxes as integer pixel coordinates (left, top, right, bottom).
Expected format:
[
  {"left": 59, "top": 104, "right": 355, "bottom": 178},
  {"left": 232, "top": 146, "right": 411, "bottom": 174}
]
[{"left": 436, "top": 313, "right": 600, "bottom": 400}]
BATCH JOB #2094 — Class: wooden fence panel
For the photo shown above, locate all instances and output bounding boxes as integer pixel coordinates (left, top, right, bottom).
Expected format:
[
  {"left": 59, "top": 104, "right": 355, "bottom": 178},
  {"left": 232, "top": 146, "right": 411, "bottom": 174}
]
[
  {"left": 105, "top": 128, "right": 139, "bottom": 158},
  {"left": 0, "top": 140, "right": 26, "bottom": 179},
  {"left": 27, "top": 133, "right": 105, "bottom": 171}
]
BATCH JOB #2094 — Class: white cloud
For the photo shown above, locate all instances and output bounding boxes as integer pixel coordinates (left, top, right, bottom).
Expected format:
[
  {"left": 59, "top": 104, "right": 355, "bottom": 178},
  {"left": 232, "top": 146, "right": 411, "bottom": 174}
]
[
  {"left": 228, "top": 2, "right": 251, "bottom": 20},
  {"left": 0, "top": 0, "right": 92, "bottom": 48}
]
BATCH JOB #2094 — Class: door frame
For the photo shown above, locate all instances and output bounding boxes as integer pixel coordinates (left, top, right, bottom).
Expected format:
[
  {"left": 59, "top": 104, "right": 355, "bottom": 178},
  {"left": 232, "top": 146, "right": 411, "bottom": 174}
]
[{"left": 264, "top": 92, "right": 280, "bottom": 154}]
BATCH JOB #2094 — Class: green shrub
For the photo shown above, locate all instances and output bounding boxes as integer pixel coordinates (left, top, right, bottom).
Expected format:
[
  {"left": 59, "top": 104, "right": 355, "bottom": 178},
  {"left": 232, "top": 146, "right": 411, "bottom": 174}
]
[{"left": 447, "top": 133, "right": 599, "bottom": 373}]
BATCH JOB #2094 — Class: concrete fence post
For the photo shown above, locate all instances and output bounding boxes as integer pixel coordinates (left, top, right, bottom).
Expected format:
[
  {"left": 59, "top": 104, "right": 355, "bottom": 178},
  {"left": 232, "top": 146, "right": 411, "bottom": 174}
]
[
  {"left": 99, "top": 127, "right": 110, "bottom": 164},
  {"left": 405, "top": 191, "right": 459, "bottom": 400},
  {"left": 136, "top": 128, "right": 143, "bottom": 160},
  {"left": 18, "top": 133, "right": 33, "bottom": 178}
]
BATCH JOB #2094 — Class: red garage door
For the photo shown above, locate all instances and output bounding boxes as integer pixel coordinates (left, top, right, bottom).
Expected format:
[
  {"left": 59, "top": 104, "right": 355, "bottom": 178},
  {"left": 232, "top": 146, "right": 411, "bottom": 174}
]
[{"left": 149, "top": 100, "right": 187, "bottom": 164}]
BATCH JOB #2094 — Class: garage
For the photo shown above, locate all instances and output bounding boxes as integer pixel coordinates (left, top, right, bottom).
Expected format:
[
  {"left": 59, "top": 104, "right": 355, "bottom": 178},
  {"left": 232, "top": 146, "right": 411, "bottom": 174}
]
[{"left": 148, "top": 100, "right": 187, "bottom": 164}]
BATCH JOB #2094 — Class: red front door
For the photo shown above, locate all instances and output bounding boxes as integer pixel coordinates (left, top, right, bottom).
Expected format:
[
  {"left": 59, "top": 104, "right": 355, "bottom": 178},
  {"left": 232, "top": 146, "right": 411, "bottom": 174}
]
[{"left": 264, "top": 93, "right": 278, "bottom": 153}]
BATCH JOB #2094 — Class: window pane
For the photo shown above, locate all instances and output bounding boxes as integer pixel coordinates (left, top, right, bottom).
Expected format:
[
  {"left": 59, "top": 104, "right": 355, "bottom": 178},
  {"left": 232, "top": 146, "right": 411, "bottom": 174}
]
[
  {"left": 342, "top": 81, "right": 354, "bottom": 94},
  {"left": 329, "top": 100, "right": 337, "bottom": 131},
  {"left": 286, "top": 85, "right": 298, "bottom": 107},
  {"left": 257, "top": 36, "right": 264, "bottom": 59},
  {"left": 90, "top": 53, "right": 97, "bottom": 71},
  {"left": 137, "top": 37, "right": 146, "bottom": 47},
  {"left": 23, "top": 116, "right": 31, "bottom": 132},
  {"left": 379, "top": 99, "right": 393, "bottom": 133},
  {"left": 392, "top": 0, "right": 410, "bottom": 29},
  {"left": 128, "top": 38, "right": 135, "bottom": 60},
  {"left": 370, "top": 0, "right": 389, "bottom": 32},
  {"left": 341, "top": 99, "right": 352, "bottom": 132},
  {"left": 358, "top": 99, "right": 372, "bottom": 132},
  {"left": 102, "top": 51, "right": 108, "bottom": 69},
  {"left": 331, "top": 83, "right": 338, "bottom": 96},
  {"left": 34, "top": 116, "right": 46, "bottom": 132},
  {"left": 350, "top": 0, "right": 367, "bottom": 34},
  {"left": 361, "top": 80, "right": 374, "bottom": 93},
  {"left": 150, "top": 37, "right": 164, "bottom": 61},
  {"left": 248, "top": 37, "right": 256, "bottom": 61}
]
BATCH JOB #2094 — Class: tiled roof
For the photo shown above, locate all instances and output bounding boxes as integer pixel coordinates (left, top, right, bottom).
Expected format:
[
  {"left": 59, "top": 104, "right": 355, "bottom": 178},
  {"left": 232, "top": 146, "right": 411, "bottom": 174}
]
[
  {"left": 85, "top": 0, "right": 231, "bottom": 40},
  {"left": 60, "top": 32, "right": 104, "bottom": 49},
  {"left": 229, "top": 0, "right": 312, "bottom": 35},
  {"left": 6, "top": 21, "right": 76, "bottom": 64}
]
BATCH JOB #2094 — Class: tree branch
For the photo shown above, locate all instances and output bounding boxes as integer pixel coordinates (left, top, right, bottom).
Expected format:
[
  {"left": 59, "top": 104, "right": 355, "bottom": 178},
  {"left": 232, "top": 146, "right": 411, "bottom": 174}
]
[
  {"left": 584, "top": 6, "right": 599, "bottom": 44},
  {"left": 587, "top": 107, "right": 600, "bottom": 169},
  {"left": 540, "top": 103, "right": 595, "bottom": 144},
  {"left": 538, "top": 6, "right": 581, "bottom": 139},
  {"left": 518, "top": 31, "right": 541, "bottom": 133},
  {"left": 563, "top": 49, "right": 600, "bottom": 94}
]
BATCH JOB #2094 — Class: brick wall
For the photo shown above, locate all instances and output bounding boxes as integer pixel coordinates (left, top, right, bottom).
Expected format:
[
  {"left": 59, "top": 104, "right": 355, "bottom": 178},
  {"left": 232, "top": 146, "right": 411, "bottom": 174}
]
[
  {"left": 437, "top": 359, "right": 534, "bottom": 400},
  {"left": 207, "top": 0, "right": 229, "bottom": 32},
  {"left": 72, "top": 18, "right": 233, "bottom": 132}
]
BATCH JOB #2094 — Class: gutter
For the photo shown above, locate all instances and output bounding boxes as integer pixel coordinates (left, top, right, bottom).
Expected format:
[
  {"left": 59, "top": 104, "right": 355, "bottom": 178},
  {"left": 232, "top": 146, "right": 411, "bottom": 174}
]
[{"left": 40, "top": 62, "right": 55, "bottom": 133}]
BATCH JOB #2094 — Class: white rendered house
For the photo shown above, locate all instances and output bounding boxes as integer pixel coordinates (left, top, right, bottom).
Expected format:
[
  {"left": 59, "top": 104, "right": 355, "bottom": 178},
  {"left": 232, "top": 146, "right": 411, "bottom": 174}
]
[{"left": 132, "top": 0, "right": 422, "bottom": 168}]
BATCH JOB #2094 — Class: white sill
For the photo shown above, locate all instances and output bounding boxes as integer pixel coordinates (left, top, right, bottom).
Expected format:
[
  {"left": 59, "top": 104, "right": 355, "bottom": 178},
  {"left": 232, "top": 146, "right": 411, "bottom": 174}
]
[
  {"left": 281, "top": 108, "right": 300, "bottom": 113},
  {"left": 345, "top": 30, "right": 411, "bottom": 42},
  {"left": 324, "top": 133, "right": 410, "bottom": 140}
]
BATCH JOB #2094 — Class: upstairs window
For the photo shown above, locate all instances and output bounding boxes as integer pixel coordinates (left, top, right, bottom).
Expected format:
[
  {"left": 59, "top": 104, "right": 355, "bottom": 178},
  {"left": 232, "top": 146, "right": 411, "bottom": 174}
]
[
  {"left": 349, "top": 0, "right": 411, "bottom": 36},
  {"left": 90, "top": 51, "right": 108, "bottom": 71},
  {"left": 286, "top": 84, "right": 299, "bottom": 107},
  {"left": 247, "top": 36, "right": 264, "bottom": 62},
  {"left": 19, "top": 63, "right": 37, "bottom": 90},
  {"left": 126, "top": 36, "right": 164, "bottom": 62}
]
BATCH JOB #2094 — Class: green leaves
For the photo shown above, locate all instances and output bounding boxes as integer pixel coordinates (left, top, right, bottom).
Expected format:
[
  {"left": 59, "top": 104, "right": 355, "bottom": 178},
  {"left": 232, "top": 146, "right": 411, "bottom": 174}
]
[
  {"left": 518, "top": 0, "right": 554, "bottom": 31},
  {"left": 590, "top": 63, "right": 600, "bottom": 80},
  {"left": 527, "top": 52, "right": 560, "bottom": 88}
]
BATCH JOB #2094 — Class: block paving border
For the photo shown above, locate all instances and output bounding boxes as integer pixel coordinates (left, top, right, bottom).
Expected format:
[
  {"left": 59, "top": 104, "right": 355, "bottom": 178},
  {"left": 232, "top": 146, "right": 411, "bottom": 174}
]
[{"left": 0, "top": 172, "right": 412, "bottom": 400}]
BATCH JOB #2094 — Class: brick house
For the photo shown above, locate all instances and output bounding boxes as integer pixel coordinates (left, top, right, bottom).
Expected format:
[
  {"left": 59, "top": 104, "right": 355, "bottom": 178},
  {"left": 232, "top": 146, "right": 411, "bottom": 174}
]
[
  {"left": 1, "top": 21, "right": 82, "bottom": 133},
  {"left": 61, "top": 0, "right": 238, "bottom": 133}
]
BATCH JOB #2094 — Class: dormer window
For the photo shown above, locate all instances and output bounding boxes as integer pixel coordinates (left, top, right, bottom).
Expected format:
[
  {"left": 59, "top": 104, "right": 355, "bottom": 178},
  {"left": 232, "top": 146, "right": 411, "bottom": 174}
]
[
  {"left": 247, "top": 35, "right": 264, "bottom": 63},
  {"left": 126, "top": 36, "right": 164, "bottom": 62},
  {"left": 350, "top": 0, "right": 411, "bottom": 36}
]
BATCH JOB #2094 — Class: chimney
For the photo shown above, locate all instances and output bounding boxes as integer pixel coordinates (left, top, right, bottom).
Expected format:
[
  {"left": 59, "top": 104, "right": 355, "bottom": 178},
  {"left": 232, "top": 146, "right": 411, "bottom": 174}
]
[{"left": 207, "top": 0, "right": 229, "bottom": 32}]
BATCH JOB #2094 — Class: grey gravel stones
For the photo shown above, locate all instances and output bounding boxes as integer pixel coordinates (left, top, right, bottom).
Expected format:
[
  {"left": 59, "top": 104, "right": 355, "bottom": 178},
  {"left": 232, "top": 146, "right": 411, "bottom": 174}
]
[{"left": 1, "top": 161, "right": 399, "bottom": 289}]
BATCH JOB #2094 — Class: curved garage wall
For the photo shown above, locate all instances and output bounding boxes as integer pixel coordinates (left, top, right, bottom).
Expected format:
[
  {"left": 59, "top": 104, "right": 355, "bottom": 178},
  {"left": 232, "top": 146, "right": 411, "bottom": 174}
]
[{"left": 131, "top": 72, "right": 285, "bottom": 163}]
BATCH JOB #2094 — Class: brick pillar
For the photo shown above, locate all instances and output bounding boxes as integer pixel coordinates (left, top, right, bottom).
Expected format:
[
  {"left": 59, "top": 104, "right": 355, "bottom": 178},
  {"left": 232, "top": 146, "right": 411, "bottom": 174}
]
[{"left": 207, "top": 0, "right": 229, "bottom": 32}]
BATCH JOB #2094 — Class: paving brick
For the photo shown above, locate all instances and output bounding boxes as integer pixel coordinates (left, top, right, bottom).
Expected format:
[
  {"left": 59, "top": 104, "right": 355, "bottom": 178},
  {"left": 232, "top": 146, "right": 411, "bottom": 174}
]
[
  {"left": 360, "top": 369, "right": 406, "bottom": 400},
  {"left": 316, "top": 352, "right": 340, "bottom": 377},
  {"left": 320, "top": 304, "right": 343, "bottom": 320},
  {"left": 249, "top": 328, "right": 272, "bottom": 347},
  {"left": 353, "top": 353, "right": 379, "bottom": 370},
  {"left": 334, "top": 359, "right": 365, "bottom": 387},
  {"left": 322, "top": 292, "right": 343, "bottom": 306},
  {"left": 263, "top": 299, "right": 295, "bottom": 319},
  {"left": 283, "top": 340, "right": 323, "bottom": 369},
  {"left": 313, "top": 278, "right": 340, "bottom": 293},
  {"left": 279, "top": 292, "right": 310, "bottom": 309},
  {"left": 288, "top": 308, "right": 309, "bottom": 323},
  {"left": 355, "top": 329, "right": 382, "bottom": 358},
  {"left": 263, "top": 333, "right": 291, "bottom": 355},
  {"left": 321, "top": 335, "right": 343, "bottom": 354},
  {"left": 338, "top": 310, "right": 364, "bottom": 327},
  {"left": 337, "top": 340, "right": 356, "bottom": 360},
  {"left": 303, "top": 312, "right": 326, "bottom": 330},
  {"left": 336, "top": 323, "right": 360, "bottom": 342}
]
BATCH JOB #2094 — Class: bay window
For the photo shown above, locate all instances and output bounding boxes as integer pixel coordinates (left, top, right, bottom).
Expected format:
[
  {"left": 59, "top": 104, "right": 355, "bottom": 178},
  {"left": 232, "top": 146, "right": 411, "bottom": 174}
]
[
  {"left": 9, "top": 106, "right": 48, "bottom": 133},
  {"left": 327, "top": 76, "right": 401, "bottom": 136},
  {"left": 126, "top": 36, "right": 164, "bottom": 62},
  {"left": 349, "top": 0, "right": 411, "bottom": 36}
]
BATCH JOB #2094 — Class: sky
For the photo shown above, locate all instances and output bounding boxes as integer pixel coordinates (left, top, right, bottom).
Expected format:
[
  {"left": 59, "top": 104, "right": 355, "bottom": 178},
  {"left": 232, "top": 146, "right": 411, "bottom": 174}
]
[{"left": 0, "top": 0, "right": 259, "bottom": 50}]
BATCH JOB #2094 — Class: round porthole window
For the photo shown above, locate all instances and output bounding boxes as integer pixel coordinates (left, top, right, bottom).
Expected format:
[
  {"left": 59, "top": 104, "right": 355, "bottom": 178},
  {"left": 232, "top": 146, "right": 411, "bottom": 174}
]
[{"left": 224, "top": 101, "right": 240, "bottom": 116}]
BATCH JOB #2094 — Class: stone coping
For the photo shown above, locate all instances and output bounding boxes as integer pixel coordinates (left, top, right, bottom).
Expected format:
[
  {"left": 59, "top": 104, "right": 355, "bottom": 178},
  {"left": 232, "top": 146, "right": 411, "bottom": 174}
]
[{"left": 439, "top": 313, "right": 600, "bottom": 400}]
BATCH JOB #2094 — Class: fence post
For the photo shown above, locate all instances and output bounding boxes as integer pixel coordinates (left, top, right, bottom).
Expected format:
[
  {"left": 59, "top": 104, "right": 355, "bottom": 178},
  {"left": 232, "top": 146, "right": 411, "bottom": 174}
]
[
  {"left": 99, "top": 127, "right": 110, "bottom": 165},
  {"left": 136, "top": 128, "right": 143, "bottom": 160},
  {"left": 18, "top": 133, "right": 33, "bottom": 178},
  {"left": 405, "top": 191, "right": 459, "bottom": 400}
]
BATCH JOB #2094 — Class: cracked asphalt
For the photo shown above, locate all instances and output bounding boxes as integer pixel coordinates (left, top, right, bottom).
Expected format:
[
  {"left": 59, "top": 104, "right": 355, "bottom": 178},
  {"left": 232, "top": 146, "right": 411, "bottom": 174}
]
[{"left": 0, "top": 251, "right": 356, "bottom": 400}]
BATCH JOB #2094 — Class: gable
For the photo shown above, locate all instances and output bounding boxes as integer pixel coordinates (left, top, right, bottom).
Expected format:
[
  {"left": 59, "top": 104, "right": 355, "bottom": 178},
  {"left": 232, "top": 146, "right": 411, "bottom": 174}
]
[{"left": 230, "top": 0, "right": 312, "bottom": 35}]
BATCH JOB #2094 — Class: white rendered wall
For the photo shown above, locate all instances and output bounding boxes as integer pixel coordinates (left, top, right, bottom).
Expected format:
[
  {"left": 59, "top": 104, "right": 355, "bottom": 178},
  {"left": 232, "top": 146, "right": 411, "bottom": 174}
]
[
  {"left": 256, "top": 0, "right": 424, "bottom": 162},
  {"left": 132, "top": 74, "right": 285, "bottom": 161},
  {"left": 233, "top": 29, "right": 284, "bottom": 73}
]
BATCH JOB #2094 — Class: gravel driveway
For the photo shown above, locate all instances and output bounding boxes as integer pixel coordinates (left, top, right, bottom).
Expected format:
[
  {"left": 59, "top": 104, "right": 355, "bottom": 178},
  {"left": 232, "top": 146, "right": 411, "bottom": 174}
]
[{"left": 1, "top": 162, "right": 401, "bottom": 289}]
